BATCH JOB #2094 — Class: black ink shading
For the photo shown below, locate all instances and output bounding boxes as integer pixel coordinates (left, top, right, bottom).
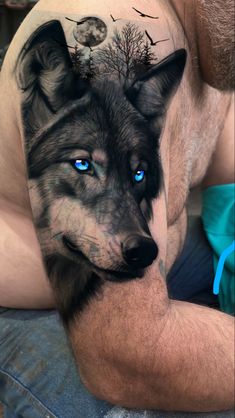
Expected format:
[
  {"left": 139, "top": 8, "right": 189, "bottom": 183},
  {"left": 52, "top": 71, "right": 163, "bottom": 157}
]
[
  {"left": 132, "top": 7, "right": 159, "bottom": 19},
  {"left": 65, "top": 43, "right": 96, "bottom": 79},
  {"left": 110, "top": 14, "right": 122, "bottom": 22},
  {"left": 66, "top": 22, "right": 168, "bottom": 82},
  {"left": 69, "top": 16, "right": 108, "bottom": 47},
  {"left": 94, "top": 23, "right": 158, "bottom": 80},
  {"left": 15, "top": 20, "right": 186, "bottom": 323},
  {"left": 65, "top": 17, "right": 91, "bottom": 25},
  {"left": 65, "top": 16, "right": 108, "bottom": 79},
  {"left": 145, "top": 30, "right": 169, "bottom": 46}
]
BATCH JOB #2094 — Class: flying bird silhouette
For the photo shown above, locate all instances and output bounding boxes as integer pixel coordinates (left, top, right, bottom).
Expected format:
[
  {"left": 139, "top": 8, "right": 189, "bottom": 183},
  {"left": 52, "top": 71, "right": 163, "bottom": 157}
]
[
  {"left": 110, "top": 14, "right": 121, "bottom": 22},
  {"left": 145, "top": 30, "right": 169, "bottom": 46},
  {"left": 65, "top": 17, "right": 90, "bottom": 25},
  {"left": 132, "top": 7, "right": 159, "bottom": 19}
]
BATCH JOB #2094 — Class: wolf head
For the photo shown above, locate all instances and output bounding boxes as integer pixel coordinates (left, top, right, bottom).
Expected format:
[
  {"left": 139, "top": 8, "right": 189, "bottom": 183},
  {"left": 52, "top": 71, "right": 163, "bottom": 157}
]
[{"left": 16, "top": 20, "right": 186, "bottom": 320}]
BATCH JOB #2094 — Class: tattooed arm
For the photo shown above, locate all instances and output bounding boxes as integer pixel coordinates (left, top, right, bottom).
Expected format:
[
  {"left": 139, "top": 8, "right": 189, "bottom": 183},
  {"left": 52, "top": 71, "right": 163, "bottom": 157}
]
[{"left": 0, "top": 0, "right": 234, "bottom": 412}]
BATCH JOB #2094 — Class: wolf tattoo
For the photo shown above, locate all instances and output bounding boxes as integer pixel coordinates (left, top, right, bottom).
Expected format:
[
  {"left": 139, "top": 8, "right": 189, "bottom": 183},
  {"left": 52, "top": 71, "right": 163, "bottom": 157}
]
[{"left": 15, "top": 19, "right": 186, "bottom": 323}]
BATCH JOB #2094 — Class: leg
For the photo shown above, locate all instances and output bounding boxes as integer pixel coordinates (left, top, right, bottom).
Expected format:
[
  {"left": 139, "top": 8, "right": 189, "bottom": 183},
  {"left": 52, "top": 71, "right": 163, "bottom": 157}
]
[
  {"left": 0, "top": 305, "right": 233, "bottom": 418},
  {"left": 0, "top": 308, "right": 111, "bottom": 418}
]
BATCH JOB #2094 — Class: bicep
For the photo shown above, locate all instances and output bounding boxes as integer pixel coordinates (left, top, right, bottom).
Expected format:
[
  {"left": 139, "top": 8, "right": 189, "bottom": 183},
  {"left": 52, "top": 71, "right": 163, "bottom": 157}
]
[
  {"left": 12, "top": 6, "right": 172, "bottom": 377},
  {"left": 11, "top": 1, "right": 186, "bottom": 323}
]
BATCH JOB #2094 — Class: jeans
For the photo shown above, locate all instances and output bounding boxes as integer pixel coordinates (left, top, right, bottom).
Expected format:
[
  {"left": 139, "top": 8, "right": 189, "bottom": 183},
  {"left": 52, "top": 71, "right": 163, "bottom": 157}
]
[{"left": 0, "top": 218, "right": 233, "bottom": 417}]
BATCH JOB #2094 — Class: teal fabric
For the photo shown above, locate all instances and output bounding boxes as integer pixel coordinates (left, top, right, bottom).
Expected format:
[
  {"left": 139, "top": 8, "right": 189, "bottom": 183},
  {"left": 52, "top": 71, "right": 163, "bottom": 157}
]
[{"left": 202, "top": 184, "right": 235, "bottom": 315}]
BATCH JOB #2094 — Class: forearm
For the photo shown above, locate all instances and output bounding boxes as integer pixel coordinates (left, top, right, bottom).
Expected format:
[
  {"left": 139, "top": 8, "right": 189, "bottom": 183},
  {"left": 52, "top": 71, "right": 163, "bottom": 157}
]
[
  {"left": 72, "top": 276, "right": 234, "bottom": 411},
  {"left": 159, "top": 301, "right": 234, "bottom": 411}
]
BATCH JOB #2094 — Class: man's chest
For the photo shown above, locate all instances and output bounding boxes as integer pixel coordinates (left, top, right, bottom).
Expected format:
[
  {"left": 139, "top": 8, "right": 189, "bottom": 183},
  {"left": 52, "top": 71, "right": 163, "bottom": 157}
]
[
  {"left": 165, "top": 82, "right": 231, "bottom": 227},
  {"left": 164, "top": 83, "right": 230, "bottom": 270}
]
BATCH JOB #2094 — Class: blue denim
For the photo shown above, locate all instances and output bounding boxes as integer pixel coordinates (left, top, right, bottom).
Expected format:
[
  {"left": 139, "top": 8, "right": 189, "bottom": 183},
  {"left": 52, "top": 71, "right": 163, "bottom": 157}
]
[{"left": 0, "top": 218, "right": 233, "bottom": 417}]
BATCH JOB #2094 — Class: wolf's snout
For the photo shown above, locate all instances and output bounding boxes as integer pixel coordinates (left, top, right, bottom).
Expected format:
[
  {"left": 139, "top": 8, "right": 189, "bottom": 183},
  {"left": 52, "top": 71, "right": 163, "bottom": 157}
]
[{"left": 122, "top": 235, "right": 158, "bottom": 269}]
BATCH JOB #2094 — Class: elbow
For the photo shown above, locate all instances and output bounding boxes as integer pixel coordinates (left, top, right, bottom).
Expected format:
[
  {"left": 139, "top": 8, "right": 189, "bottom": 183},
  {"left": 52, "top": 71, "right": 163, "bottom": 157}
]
[
  {"left": 78, "top": 357, "right": 166, "bottom": 409},
  {"left": 79, "top": 375, "right": 125, "bottom": 407},
  {"left": 79, "top": 362, "right": 134, "bottom": 407}
]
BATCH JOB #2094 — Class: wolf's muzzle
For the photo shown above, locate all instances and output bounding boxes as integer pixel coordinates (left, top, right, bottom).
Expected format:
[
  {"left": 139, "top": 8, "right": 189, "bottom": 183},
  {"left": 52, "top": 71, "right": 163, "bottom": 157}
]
[{"left": 122, "top": 235, "right": 158, "bottom": 269}]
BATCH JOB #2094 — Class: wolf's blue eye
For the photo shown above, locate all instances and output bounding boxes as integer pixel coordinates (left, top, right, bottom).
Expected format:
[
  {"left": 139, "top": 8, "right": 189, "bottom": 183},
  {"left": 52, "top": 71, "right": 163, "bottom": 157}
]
[
  {"left": 74, "top": 159, "right": 91, "bottom": 172},
  {"left": 134, "top": 170, "right": 145, "bottom": 183}
]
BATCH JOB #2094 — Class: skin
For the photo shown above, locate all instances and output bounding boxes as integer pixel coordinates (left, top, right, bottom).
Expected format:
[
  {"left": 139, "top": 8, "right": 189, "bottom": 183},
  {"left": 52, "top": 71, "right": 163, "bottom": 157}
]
[
  {"left": 171, "top": 0, "right": 235, "bottom": 91},
  {"left": 0, "top": 0, "right": 234, "bottom": 411},
  {"left": 73, "top": 95, "right": 235, "bottom": 411},
  {"left": 202, "top": 97, "right": 234, "bottom": 188}
]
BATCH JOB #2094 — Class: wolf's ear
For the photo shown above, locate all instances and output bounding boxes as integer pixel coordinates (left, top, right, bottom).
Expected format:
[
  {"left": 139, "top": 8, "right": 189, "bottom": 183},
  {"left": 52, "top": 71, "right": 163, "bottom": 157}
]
[
  {"left": 15, "top": 20, "right": 83, "bottom": 137},
  {"left": 125, "top": 49, "right": 187, "bottom": 119}
]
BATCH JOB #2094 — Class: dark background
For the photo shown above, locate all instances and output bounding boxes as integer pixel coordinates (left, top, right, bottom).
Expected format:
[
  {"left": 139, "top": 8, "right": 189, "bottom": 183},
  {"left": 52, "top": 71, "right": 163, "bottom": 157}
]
[{"left": 0, "top": 0, "right": 37, "bottom": 68}]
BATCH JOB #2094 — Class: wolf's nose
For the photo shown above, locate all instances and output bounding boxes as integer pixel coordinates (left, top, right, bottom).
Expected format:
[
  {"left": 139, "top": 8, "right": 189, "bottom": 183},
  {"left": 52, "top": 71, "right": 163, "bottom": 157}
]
[{"left": 122, "top": 235, "right": 158, "bottom": 269}]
